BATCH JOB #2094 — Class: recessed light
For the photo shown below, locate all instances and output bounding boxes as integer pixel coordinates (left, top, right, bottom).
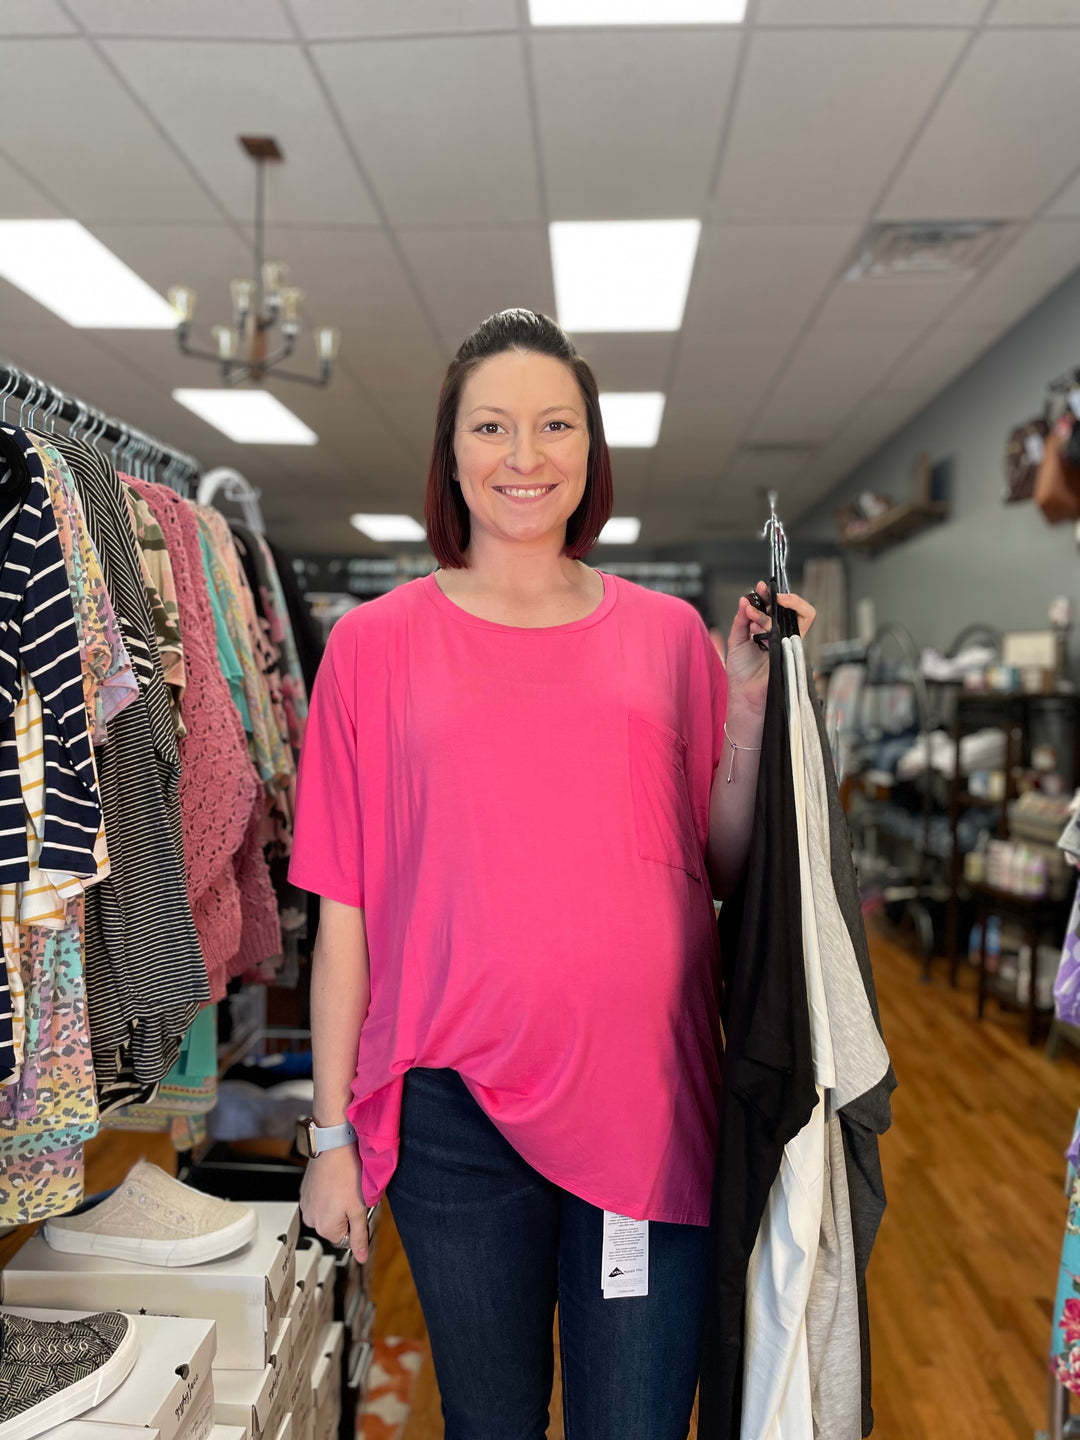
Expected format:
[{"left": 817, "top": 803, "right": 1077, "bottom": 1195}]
[
  {"left": 600, "top": 393, "right": 665, "bottom": 448},
  {"left": 172, "top": 389, "right": 317, "bottom": 445},
  {"left": 350, "top": 514, "right": 427, "bottom": 542},
  {"left": 550, "top": 221, "right": 701, "bottom": 333},
  {"left": 599, "top": 517, "right": 642, "bottom": 544},
  {"left": 0, "top": 220, "right": 175, "bottom": 328},
  {"left": 531, "top": 0, "right": 744, "bottom": 21}
]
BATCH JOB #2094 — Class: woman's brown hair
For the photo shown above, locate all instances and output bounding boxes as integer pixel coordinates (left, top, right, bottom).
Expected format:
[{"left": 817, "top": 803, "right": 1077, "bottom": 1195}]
[{"left": 424, "top": 309, "right": 614, "bottom": 568}]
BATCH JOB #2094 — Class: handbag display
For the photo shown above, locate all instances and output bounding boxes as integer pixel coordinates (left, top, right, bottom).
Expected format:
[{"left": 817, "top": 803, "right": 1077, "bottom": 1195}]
[
  {"left": 1034, "top": 414, "right": 1080, "bottom": 523},
  {"left": 1004, "top": 414, "right": 1049, "bottom": 503}
]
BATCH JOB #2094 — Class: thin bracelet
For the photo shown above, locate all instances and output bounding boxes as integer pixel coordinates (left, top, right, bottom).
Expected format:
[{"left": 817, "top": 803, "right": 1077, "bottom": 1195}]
[{"left": 724, "top": 720, "right": 762, "bottom": 784}]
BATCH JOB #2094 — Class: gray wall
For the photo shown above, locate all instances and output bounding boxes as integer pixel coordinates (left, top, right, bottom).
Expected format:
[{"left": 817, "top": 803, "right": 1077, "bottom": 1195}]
[{"left": 795, "top": 263, "right": 1080, "bottom": 659}]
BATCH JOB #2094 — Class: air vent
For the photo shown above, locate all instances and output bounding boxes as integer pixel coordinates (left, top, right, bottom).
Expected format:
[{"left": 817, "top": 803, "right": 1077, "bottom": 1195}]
[{"left": 844, "top": 222, "right": 1007, "bottom": 282}]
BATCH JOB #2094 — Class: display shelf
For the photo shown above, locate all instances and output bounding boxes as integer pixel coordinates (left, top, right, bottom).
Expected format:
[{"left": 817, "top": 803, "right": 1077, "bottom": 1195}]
[{"left": 836, "top": 500, "right": 948, "bottom": 555}]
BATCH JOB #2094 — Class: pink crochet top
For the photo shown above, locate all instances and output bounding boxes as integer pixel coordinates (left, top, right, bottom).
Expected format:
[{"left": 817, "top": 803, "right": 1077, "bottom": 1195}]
[{"left": 128, "top": 481, "right": 259, "bottom": 1000}]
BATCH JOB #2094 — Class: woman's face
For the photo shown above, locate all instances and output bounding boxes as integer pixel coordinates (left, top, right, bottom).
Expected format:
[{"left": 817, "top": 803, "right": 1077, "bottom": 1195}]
[{"left": 453, "top": 349, "right": 591, "bottom": 554}]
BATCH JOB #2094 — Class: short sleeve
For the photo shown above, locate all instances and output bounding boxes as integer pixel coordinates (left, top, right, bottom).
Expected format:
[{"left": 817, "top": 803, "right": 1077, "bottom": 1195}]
[{"left": 289, "top": 622, "right": 365, "bottom": 907}]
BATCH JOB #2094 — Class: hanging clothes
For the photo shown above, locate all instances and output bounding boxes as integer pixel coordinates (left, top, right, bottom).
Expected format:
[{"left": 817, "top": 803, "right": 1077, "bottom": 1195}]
[
  {"left": 126, "top": 480, "right": 259, "bottom": 1003},
  {"left": 0, "top": 428, "right": 102, "bottom": 883},
  {"left": 123, "top": 485, "right": 186, "bottom": 738},
  {"left": 698, "top": 597, "right": 816, "bottom": 1440},
  {"left": 49, "top": 435, "right": 207, "bottom": 1107},
  {"left": 806, "top": 658, "right": 897, "bottom": 1438}
]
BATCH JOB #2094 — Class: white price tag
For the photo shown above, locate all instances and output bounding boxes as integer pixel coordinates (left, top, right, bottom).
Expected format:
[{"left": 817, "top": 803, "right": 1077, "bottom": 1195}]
[{"left": 601, "top": 1211, "right": 649, "bottom": 1299}]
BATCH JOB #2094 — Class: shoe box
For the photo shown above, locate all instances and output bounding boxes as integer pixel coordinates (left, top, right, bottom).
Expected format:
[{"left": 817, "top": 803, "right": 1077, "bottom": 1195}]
[
  {"left": 287, "top": 1244, "right": 321, "bottom": 1385},
  {"left": 309, "top": 1325, "right": 343, "bottom": 1440},
  {"left": 313, "top": 1259, "right": 334, "bottom": 1337},
  {"left": 2, "top": 1204, "right": 300, "bottom": 1371},
  {"left": 213, "top": 1317, "right": 291, "bottom": 1440},
  {"left": 13, "top": 1310, "right": 217, "bottom": 1440}
]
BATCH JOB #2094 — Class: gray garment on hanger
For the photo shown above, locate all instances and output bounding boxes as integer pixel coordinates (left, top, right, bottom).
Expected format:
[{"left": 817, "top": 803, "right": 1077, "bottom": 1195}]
[
  {"left": 806, "top": 642, "right": 898, "bottom": 1439},
  {"left": 793, "top": 637, "right": 889, "bottom": 1440},
  {"left": 809, "top": 1106, "right": 862, "bottom": 1440}
]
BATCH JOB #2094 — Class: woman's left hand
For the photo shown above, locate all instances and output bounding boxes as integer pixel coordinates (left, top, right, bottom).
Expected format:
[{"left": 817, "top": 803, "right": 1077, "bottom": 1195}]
[{"left": 725, "top": 583, "right": 817, "bottom": 714}]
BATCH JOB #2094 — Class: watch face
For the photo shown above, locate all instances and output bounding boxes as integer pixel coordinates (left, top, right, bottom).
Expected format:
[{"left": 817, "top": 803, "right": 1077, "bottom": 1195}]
[{"left": 297, "top": 1118, "right": 316, "bottom": 1157}]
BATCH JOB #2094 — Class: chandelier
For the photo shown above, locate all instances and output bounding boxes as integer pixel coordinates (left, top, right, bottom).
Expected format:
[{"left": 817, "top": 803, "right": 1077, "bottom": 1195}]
[{"left": 167, "top": 136, "right": 340, "bottom": 388}]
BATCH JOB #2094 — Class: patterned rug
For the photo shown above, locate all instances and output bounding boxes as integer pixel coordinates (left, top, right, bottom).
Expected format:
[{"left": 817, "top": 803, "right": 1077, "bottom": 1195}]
[{"left": 356, "top": 1337, "right": 425, "bottom": 1440}]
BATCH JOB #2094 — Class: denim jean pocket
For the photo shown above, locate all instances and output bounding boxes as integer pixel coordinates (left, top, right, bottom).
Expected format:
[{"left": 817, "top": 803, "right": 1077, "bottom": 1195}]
[{"left": 628, "top": 709, "right": 702, "bottom": 882}]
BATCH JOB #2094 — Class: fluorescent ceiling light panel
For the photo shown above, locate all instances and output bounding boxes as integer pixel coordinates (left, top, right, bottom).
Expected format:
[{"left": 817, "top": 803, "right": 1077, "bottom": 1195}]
[
  {"left": 0, "top": 220, "right": 175, "bottom": 328},
  {"left": 350, "top": 514, "right": 427, "bottom": 542},
  {"left": 600, "top": 392, "right": 665, "bottom": 447},
  {"left": 599, "top": 516, "right": 642, "bottom": 544},
  {"left": 530, "top": 0, "right": 745, "bottom": 22},
  {"left": 173, "top": 389, "right": 317, "bottom": 445},
  {"left": 550, "top": 220, "right": 701, "bottom": 332}
]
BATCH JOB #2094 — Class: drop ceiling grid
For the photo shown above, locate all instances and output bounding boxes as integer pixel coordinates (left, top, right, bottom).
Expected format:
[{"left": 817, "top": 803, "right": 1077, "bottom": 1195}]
[{"left": 1, "top": 7, "right": 1080, "bottom": 541}]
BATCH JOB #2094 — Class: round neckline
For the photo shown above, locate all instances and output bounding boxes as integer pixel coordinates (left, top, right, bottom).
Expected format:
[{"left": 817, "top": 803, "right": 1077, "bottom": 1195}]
[{"left": 424, "top": 568, "right": 617, "bottom": 634}]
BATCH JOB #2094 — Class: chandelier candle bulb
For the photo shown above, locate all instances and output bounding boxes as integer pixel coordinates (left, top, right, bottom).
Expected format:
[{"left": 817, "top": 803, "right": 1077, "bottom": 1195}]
[
  {"left": 315, "top": 327, "right": 340, "bottom": 364},
  {"left": 168, "top": 286, "right": 196, "bottom": 324},
  {"left": 230, "top": 278, "right": 253, "bottom": 321},
  {"left": 212, "top": 326, "right": 239, "bottom": 362}
]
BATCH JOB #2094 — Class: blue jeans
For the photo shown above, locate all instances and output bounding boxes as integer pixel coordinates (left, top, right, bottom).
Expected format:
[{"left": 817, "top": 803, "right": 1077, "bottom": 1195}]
[{"left": 385, "top": 1067, "right": 709, "bottom": 1440}]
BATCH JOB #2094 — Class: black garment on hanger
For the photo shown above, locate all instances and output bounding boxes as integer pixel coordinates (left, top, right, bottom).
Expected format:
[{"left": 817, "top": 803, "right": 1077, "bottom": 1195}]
[
  {"left": 229, "top": 522, "right": 270, "bottom": 623},
  {"left": 808, "top": 683, "right": 896, "bottom": 1438},
  {"left": 697, "top": 596, "right": 818, "bottom": 1440}
]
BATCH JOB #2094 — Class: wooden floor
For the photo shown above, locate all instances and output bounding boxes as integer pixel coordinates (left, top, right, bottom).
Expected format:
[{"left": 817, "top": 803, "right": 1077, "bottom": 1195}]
[
  {"left": 2, "top": 926, "right": 1076, "bottom": 1437},
  {"left": 369, "top": 929, "right": 1080, "bottom": 1439}
]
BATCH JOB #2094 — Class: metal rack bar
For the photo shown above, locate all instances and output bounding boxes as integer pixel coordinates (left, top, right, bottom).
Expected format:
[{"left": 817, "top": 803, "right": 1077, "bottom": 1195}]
[{"left": 0, "top": 361, "right": 202, "bottom": 487}]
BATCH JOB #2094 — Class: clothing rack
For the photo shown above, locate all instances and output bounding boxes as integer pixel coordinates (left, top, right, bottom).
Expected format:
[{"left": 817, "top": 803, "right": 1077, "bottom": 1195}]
[
  {"left": 197, "top": 466, "right": 266, "bottom": 535},
  {"left": 0, "top": 362, "right": 202, "bottom": 490}
]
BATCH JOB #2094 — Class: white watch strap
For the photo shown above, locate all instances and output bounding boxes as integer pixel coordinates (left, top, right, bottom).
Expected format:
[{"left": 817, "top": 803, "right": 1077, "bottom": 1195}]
[{"left": 313, "top": 1120, "right": 357, "bottom": 1154}]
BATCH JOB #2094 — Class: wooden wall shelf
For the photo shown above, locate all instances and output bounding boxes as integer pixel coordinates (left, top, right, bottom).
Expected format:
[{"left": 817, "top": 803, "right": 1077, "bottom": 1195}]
[{"left": 837, "top": 500, "right": 949, "bottom": 555}]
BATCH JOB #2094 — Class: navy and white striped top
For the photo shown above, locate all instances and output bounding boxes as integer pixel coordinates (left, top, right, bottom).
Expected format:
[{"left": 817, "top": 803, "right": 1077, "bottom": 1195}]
[{"left": 0, "top": 427, "right": 100, "bottom": 882}]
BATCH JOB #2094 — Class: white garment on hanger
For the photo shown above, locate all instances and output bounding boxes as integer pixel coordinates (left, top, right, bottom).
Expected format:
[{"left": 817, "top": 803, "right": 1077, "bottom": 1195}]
[{"left": 740, "top": 639, "right": 832, "bottom": 1440}]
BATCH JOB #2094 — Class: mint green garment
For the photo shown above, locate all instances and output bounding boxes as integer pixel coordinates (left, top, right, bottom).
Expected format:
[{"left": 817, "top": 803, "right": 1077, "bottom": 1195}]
[{"left": 198, "top": 527, "right": 251, "bottom": 733}]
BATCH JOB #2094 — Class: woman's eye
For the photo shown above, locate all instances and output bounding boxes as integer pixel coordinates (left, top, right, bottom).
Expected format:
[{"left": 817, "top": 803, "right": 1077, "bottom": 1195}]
[
  {"left": 545, "top": 420, "right": 569, "bottom": 432},
  {"left": 476, "top": 423, "right": 503, "bottom": 435}
]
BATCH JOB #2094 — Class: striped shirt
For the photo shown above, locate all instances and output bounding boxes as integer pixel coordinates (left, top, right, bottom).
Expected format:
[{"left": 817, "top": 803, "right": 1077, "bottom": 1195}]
[
  {"left": 0, "top": 428, "right": 100, "bottom": 883},
  {"left": 48, "top": 434, "right": 208, "bottom": 1104}
]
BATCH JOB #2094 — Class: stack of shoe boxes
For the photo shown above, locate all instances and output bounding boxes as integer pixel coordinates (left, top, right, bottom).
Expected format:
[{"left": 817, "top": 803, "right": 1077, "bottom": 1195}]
[
  {"left": 1, "top": 1177, "right": 302, "bottom": 1440},
  {"left": 309, "top": 1325, "right": 344, "bottom": 1440},
  {"left": 285, "top": 1243, "right": 321, "bottom": 1440}
]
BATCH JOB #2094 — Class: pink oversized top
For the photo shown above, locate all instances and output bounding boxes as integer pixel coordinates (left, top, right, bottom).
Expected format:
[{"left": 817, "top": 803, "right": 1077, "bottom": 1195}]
[{"left": 289, "top": 571, "right": 727, "bottom": 1225}]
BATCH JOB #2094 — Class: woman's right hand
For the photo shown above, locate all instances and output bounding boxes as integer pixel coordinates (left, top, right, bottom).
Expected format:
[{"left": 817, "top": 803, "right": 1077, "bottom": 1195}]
[{"left": 300, "top": 1145, "right": 369, "bottom": 1264}]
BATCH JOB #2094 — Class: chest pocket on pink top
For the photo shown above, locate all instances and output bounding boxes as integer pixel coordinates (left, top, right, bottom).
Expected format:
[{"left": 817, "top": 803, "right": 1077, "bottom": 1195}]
[{"left": 628, "top": 709, "right": 702, "bottom": 883}]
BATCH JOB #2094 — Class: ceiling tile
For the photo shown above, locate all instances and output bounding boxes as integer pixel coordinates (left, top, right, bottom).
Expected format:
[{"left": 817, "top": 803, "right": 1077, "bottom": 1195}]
[
  {"left": 687, "top": 223, "right": 859, "bottom": 330},
  {"left": 66, "top": 0, "right": 293, "bottom": 37},
  {"left": 573, "top": 334, "right": 678, "bottom": 391},
  {"left": 313, "top": 35, "right": 541, "bottom": 225},
  {"left": 0, "top": 1, "right": 76, "bottom": 33},
  {"left": 879, "top": 325, "right": 998, "bottom": 408},
  {"left": 880, "top": 31, "right": 1080, "bottom": 220},
  {"left": 942, "top": 220, "right": 1080, "bottom": 332},
  {"left": 1048, "top": 171, "right": 1080, "bottom": 216},
  {"left": 103, "top": 39, "right": 379, "bottom": 225},
  {"left": 750, "top": 326, "right": 924, "bottom": 442},
  {"left": 0, "top": 40, "right": 221, "bottom": 222},
  {"left": 758, "top": 0, "right": 984, "bottom": 21},
  {"left": 253, "top": 226, "right": 436, "bottom": 333},
  {"left": 987, "top": 0, "right": 1080, "bottom": 21},
  {"left": 288, "top": 0, "right": 518, "bottom": 38},
  {"left": 398, "top": 226, "right": 555, "bottom": 334},
  {"left": 531, "top": 31, "right": 738, "bottom": 219},
  {"left": 88, "top": 222, "right": 249, "bottom": 299},
  {"left": 714, "top": 29, "right": 967, "bottom": 220},
  {"left": 0, "top": 153, "right": 65, "bottom": 219},
  {"left": 814, "top": 273, "right": 970, "bottom": 330}
]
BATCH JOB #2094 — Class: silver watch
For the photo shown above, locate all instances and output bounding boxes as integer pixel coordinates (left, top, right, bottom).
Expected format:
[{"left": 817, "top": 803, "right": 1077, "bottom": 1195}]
[{"left": 296, "top": 1116, "right": 358, "bottom": 1158}]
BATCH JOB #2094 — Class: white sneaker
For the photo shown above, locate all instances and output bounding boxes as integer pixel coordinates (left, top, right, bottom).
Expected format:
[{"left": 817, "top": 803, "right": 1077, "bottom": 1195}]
[
  {"left": 43, "top": 1162, "right": 257, "bottom": 1267},
  {"left": 0, "top": 1310, "right": 139, "bottom": 1440}
]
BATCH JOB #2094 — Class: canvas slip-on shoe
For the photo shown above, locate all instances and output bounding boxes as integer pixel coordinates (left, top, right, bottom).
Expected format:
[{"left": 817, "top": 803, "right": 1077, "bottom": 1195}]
[
  {"left": 0, "top": 1310, "right": 138, "bottom": 1440},
  {"left": 43, "top": 1161, "right": 257, "bottom": 1267}
]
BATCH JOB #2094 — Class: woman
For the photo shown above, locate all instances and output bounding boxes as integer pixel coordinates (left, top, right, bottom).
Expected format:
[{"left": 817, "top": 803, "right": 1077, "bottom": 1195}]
[{"left": 291, "top": 309, "right": 814, "bottom": 1439}]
